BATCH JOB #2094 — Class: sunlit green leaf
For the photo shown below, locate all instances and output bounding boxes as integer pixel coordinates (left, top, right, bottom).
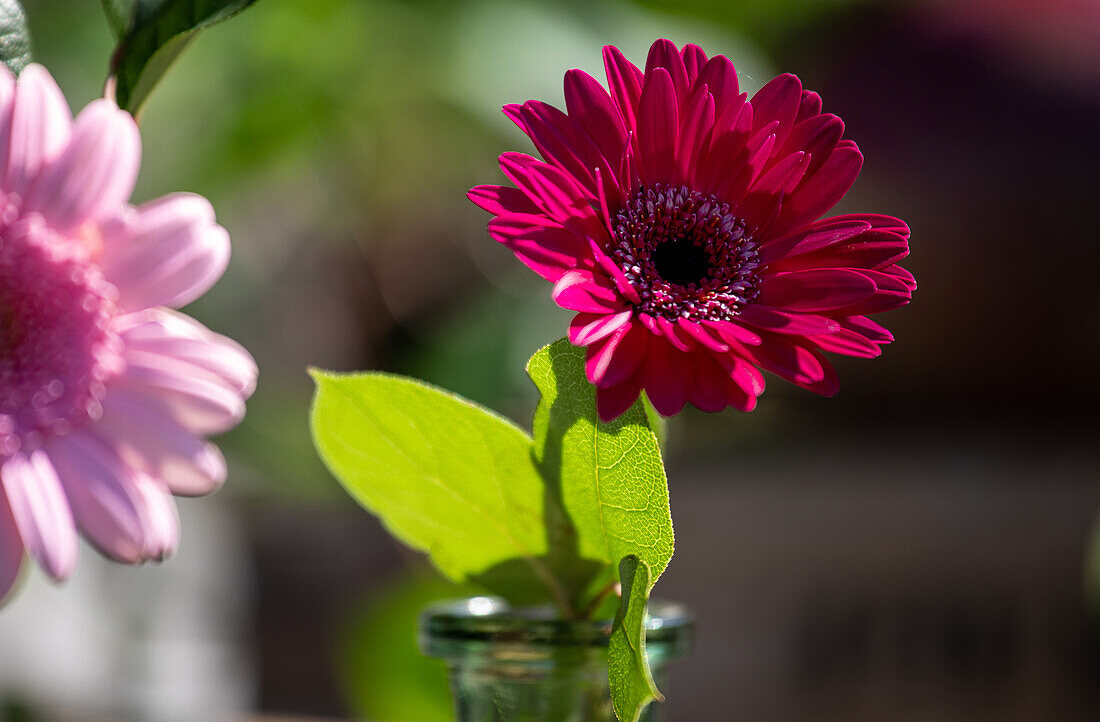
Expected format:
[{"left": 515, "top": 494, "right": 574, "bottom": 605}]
[
  {"left": 609, "top": 555, "right": 661, "bottom": 722},
  {"left": 109, "top": 0, "right": 260, "bottom": 113},
  {"left": 0, "top": 0, "right": 31, "bottom": 74},
  {"left": 309, "top": 369, "right": 568, "bottom": 607},
  {"left": 527, "top": 339, "right": 674, "bottom": 590}
]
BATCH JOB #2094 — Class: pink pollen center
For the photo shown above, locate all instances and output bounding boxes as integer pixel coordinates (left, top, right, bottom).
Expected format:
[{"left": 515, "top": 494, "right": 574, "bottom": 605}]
[
  {"left": 0, "top": 218, "right": 121, "bottom": 456},
  {"left": 610, "top": 184, "right": 760, "bottom": 322}
]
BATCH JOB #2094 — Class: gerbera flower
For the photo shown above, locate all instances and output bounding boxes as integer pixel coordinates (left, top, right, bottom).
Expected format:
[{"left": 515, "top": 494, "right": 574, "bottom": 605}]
[
  {"left": 0, "top": 64, "right": 256, "bottom": 604},
  {"left": 470, "top": 39, "right": 913, "bottom": 420}
]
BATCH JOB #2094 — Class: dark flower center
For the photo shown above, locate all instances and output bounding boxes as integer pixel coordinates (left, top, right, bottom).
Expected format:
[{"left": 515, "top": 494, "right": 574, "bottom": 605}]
[
  {"left": 651, "top": 237, "right": 711, "bottom": 286},
  {"left": 610, "top": 184, "right": 759, "bottom": 322}
]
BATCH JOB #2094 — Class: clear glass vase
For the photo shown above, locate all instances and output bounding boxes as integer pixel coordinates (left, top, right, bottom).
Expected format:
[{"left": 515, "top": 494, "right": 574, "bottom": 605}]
[{"left": 419, "top": 596, "right": 693, "bottom": 722}]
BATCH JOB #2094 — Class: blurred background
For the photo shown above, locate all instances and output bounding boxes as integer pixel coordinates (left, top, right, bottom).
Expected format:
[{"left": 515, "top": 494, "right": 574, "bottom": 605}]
[{"left": 3, "top": 0, "right": 1100, "bottom": 719}]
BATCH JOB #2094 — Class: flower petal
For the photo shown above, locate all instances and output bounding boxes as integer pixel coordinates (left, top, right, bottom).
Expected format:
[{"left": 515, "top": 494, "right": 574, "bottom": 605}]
[
  {"left": 777, "top": 143, "right": 863, "bottom": 232},
  {"left": 100, "top": 192, "right": 230, "bottom": 311},
  {"left": 24, "top": 99, "right": 139, "bottom": 232},
  {"left": 645, "top": 39, "right": 689, "bottom": 103},
  {"left": 602, "top": 45, "right": 644, "bottom": 131},
  {"left": 0, "top": 450, "right": 77, "bottom": 581},
  {"left": 739, "top": 306, "right": 840, "bottom": 335},
  {"left": 564, "top": 69, "right": 628, "bottom": 177},
  {"left": 489, "top": 212, "right": 591, "bottom": 282},
  {"left": 46, "top": 430, "right": 149, "bottom": 563},
  {"left": 0, "top": 486, "right": 24, "bottom": 604},
  {"left": 467, "top": 184, "right": 539, "bottom": 216},
  {"left": 749, "top": 73, "right": 801, "bottom": 152},
  {"left": 552, "top": 269, "right": 625, "bottom": 314},
  {"left": 636, "top": 67, "right": 678, "bottom": 184},
  {"left": 116, "top": 309, "right": 258, "bottom": 397},
  {"left": 595, "top": 373, "right": 644, "bottom": 422},
  {"left": 115, "top": 350, "right": 247, "bottom": 435},
  {"left": 568, "top": 309, "right": 633, "bottom": 346},
  {"left": 641, "top": 336, "right": 689, "bottom": 416},
  {"left": 587, "top": 323, "right": 647, "bottom": 386},
  {"left": 96, "top": 385, "right": 228, "bottom": 497},
  {"left": 756, "top": 268, "right": 877, "bottom": 312},
  {"left": 0, "top": 64, "right": 72, "bottom": 196}
]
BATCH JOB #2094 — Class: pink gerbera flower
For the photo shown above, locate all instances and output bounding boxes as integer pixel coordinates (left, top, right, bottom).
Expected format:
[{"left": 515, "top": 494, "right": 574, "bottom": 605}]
[
  {"left": 470, "top": 39, "right": 914, "bottom": 420},
  {"left": 0, "top": 65, "right": 256, "bottom": 604}
]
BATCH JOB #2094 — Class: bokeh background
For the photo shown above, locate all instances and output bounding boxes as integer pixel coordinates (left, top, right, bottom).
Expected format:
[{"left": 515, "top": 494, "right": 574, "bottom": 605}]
[{"left": 3, "top": 0, "right": 1100, "bottom": 719}]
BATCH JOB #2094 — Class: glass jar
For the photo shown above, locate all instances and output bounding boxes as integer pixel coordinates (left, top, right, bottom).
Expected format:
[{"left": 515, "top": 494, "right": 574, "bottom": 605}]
[{"left": 419, "top": 596, "right": 693, "bottom": 722}]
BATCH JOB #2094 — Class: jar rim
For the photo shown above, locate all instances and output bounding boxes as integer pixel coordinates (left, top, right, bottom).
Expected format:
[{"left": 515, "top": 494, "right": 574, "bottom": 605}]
[{"left": 419, "top": 596, "right": 693, "bottom": 649}]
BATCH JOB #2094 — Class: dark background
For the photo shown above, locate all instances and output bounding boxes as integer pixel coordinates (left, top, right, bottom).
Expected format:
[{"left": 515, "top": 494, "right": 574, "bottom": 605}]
[{"left": 2, "top": 0, "right": 1099, "bottom": 719}]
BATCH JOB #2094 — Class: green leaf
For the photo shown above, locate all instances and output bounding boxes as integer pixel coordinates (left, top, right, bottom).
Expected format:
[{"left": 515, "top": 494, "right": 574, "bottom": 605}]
[
  {"left": 100, "top": 0, "right": 135, "bottom": 39},
  {"left": 109, "top": 0, "right": 260, "bottom": 113},
  {"left": 527, "top": 339, "right": 674, "bottom": 594},
  {"left": 609, "top": 555, "right": 661, "bottom": 722},
  {"left": 0, "top": 0, "right": 31, "bottom": 75},
  {"left": 309, "top": 369, "right": 570, "bottom": 608}
]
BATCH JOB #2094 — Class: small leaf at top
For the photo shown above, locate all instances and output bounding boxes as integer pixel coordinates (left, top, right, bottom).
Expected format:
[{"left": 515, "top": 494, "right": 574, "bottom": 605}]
[
  {"left": 109, "top": 0, "right": 260, "bottom": 114},
  {"left": 527, "top": 339, "right": 674, "bottom": 603},
  {"left": 309, "top": 369, "right": 569, "bottom": 608},
  {"left": 0, "top": 0, "right": 31, "bottom": 75},
  {"left": 609, "top": 555, "right": 661, "bottom": 722},
  {"left": 100, "top": 0, "right": 135, "bottom": 39}
]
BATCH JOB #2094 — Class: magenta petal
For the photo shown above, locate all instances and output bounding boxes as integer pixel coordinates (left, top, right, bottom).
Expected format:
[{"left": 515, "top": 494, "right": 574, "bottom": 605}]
[
  {"left": 498, "top": 153, "right": 599, "bottom": 230},
  {"left": 468, "top": 184, "right": 540, "bottom": 216},
  {"left": 636, "top": 67, "right": 678, "bottom": 185},
  {"left": 749, "top": 73, "right": 801, "bottom": 150},
  {"left": 739, "top": 306, "right": 840, "bottom": 335},
  {"left": 777, "top": 143, "right": 863, "bottom": 231},
  {"left": 642, "top": 337, "right": 689, "bottom": 416},
  {"left": 676, "top": 85, "right": 716, "bottom": 185},
  {"left": 551, "top": 269, "right": 624, "bottom": 313},
  {"left": 595, "top": 374, "right": 644, "bottom": 422},
  {"left": 781, "top": 113, "right": 844, "bottom": 175},
  {"left": 749, "top": 333, "right": 840, "bottom": 396},
  {"left": 568, "top": 309, "right": 633, "bottom": 346},
  {"left": 688, "top": 353, "right": 735, "bottom": 413},
  {"left": 812, "top": 329, "right": 882, "bottom": 358},
  {"left": 677, "top": 318, "right": 728, "bottom": 352},
  {"left": 489, "top": 213, "right": 590, "bottom": 282},
  {"left": 696, "top": 55, "right": 740, "bottom": 117},
  {"left": 0, "top": 451, "right": 77, "bottom": 581},
  {"left": 602, "top": 45, "right": 644, "bottom": 131},
  {"left": 838, "top": 315, "right": 894, "bottom": 344},
  {"left": 564, "top": 69, "right": 628, "bottom": 178},
  {"left": 515, "top": 101, "right": 618, "bottom": 200},
  {"left": 0, "top": 486, "right": 24, "bottom": 603},
  {"left": 681, "top": 44, "right": 708, "bottom": 83},
  {"left": 758, "top": 219, "right": 872, "bottom": 264},
  {"left": 588, "top": 324, "right": 647, "bottom": 386},
  {"left": 645, "top": 39, "right": 689, "bottom": 102},
  {"left": 706, "top": 319, "right": 762, "bottom": 347},
  {"left": 756, "top": 268, "right": 877, "bottom": 311}
]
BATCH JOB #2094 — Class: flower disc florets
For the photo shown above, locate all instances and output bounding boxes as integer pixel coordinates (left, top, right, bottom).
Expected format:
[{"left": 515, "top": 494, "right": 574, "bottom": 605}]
[
  {"left": 0, "top": 220, "right": 121, "bottom": 454},
  {"left": 611, "top": 184, "right": 758, "bottom": 322}
]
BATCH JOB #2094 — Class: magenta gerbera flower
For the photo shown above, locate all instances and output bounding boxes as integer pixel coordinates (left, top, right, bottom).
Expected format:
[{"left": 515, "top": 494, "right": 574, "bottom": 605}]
[
  {"left": 470, "top": 39, "right": 914, "bottom": 420},
  {"left": 0, "top": 65, "right": 256, "bottom": 604}
]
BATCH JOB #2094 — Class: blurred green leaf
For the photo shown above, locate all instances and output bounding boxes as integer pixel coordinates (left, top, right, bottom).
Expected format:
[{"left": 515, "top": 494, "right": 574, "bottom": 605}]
[
  {"left": 309, "top": 369, "right": 568, "bottom": 607},
  {"left": 609, "top": 555, "right": 660, "bottom": 722},
  {"left": 527, "top": 340, "right": 673, "bottom": 586},
  {"left": 100, "top": 0, "right": 134, "bottom": 39},
  {"left": 109, "top": 0, "right": 260, "bottom": 113},
  {"left": 339, "top": 571, "right": 458, "bottom": 722},
  {"left": 0, "top": 0, "right": 31, "bottom": 74}
]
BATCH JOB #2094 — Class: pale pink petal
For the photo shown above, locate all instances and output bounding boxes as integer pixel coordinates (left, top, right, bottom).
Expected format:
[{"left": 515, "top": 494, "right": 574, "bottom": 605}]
[
  {"left": 24, "top": 99, "right": 139, "bottom": 232},
  {"left": 115, "top": 309, "right": 257, "bottom": 396},
  {"left": 96, "top": 384, "right": 228, "bottom": 497},
  {"left": 129, "top": 473, "right": 179, "bottom": 561},
  {"left": 0, "top": 486, "right": 24, "bottom": 603},
  {"left": 46, "top": 430, "right": 148, "bottom": 563},
  {"left": 115, "top": 351, "right": 246, "bottom": 435},
  {"left": 99, "top": 192, "right": 229, "bottom": 312},
  {"left": 0, "top": 451, "right": 77, "bottom": 581},
  {"left": 0, "top": 64, "right": 72, "bottom": 196}
]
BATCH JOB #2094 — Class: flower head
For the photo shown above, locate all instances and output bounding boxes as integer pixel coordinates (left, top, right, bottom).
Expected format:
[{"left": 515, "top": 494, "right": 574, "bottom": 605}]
[
  {"left": 0, "top": 65, "right": 256, "bottom": 604},
  {"left": 470, "top": 39, "right": 913, "bottom": 420}
]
